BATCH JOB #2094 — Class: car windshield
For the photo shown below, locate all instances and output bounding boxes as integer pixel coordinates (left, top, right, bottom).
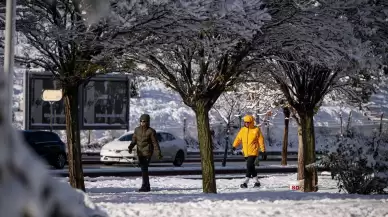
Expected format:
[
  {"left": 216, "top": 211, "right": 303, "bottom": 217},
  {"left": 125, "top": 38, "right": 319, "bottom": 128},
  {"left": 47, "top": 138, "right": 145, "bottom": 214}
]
[{"left": 118, "top": 133, "right": 133, "bottom": 141}]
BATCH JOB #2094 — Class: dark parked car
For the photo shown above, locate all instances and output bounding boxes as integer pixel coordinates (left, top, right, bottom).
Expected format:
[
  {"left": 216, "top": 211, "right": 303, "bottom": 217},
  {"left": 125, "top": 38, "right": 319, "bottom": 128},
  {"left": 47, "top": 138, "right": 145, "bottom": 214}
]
[{"left": 20, "top": 130, "right": 67, "bottom": 169}]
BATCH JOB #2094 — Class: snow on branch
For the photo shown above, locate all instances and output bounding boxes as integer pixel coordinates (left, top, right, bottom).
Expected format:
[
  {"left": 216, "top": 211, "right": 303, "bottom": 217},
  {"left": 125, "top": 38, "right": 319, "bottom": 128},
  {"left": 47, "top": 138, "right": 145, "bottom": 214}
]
[
  {"left": 16, "top": 0, "right": 188, "bottom": 81},
  {"left": 212, "top": 90, "right": 250, "bottom": 124},
  {"left": 238, "top": 81, "right": 283, "bottom": 110},
  {"left": 126, "top": 0, "right": 271, "bottom": 108},
  {"left": 254, "top": 0, "right": 375, "bottom": 70},
  {"left": 317, "top": 0, "right": 387, "bottom": 68},
  {"left": 16, "top": 0, "right": 115, "bottom": 78},
  {"left": 211, "top": 77, "right": 284, "bottom": 127},
  {"left": 258, "top": 47, "right": 378, "bottom": 114}
]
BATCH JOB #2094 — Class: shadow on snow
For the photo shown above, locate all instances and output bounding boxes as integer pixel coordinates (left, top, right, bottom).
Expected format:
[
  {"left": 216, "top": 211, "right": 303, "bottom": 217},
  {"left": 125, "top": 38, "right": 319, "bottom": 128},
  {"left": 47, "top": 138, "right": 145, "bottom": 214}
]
[{"left": 88, "top": 187, "right": 388, "bottom": 204}]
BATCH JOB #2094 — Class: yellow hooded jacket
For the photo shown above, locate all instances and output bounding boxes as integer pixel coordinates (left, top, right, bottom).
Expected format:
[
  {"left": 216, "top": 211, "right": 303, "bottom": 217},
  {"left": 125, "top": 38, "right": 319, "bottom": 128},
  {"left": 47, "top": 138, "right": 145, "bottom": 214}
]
[{"left": 232, "top": 115, "right": 266, "bottom": 157}]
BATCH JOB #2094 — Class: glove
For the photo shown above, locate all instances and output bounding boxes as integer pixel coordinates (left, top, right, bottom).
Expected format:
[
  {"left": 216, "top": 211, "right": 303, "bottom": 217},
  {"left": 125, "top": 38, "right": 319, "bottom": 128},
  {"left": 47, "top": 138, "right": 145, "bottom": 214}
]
[
  {"left": 262, "top": 152, "right": 267, "bottom": 161},
  {"left": 231, "top": 147, "right": 236, "bottom": 155},
  {"left": 128, "top": 142, "right": 136, "bottom": 154}
]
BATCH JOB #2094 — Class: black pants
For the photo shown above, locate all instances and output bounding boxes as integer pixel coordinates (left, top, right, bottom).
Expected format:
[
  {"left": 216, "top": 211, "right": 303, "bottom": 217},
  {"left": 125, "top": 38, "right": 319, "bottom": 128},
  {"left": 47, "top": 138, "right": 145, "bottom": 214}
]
[
  {"left": 245, "top": 156, "right": 257, "bottom": 178},
  {"left": 139, "top": 156, "right": 150, "bottom": 186}
]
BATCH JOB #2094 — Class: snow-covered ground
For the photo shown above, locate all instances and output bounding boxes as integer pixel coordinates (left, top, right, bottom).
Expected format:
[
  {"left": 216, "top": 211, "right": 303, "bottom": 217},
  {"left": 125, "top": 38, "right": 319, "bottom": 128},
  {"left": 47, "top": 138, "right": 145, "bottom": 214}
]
[{"left": 56, "top": 173, "right": 388, "bottom": 217}]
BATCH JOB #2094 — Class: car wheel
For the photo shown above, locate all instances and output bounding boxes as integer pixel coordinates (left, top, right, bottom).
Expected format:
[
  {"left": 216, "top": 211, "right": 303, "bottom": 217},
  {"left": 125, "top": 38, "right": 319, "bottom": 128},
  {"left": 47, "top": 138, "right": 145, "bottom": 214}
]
[
  {"left": 173, "top": 150, "right": 185, "bottom": 167},
  {"left": 53, "top": 153, "right": 66, "bottom": 169}
]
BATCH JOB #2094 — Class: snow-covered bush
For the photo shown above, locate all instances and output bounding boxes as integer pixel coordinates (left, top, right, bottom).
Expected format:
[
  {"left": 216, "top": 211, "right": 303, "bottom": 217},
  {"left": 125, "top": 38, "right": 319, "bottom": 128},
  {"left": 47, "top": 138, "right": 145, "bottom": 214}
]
[
  {"left": 315, "top": 127, "right": 336, "bottom": 154},
  {"left": 321, "top": 128, "right": 388, "bottom": 194}
]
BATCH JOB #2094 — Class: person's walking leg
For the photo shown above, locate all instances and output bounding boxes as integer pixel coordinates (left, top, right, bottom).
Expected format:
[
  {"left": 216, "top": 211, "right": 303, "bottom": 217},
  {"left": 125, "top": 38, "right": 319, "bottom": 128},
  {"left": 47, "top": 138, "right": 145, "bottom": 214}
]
[
  {"left": 249, "top": 156, "right": 261, "bottom": 187},
  {"left": 144, "top": 157, "right": 151, "bottom": 191},
  {"left": 138, "top": 156, "right": 151, "bottom": 192},
  {"left": 246, "top": 156, "right": 256, "bottom": 177},
  {"left": 241, "top": 157, "right": 251, "bottom": 188}
]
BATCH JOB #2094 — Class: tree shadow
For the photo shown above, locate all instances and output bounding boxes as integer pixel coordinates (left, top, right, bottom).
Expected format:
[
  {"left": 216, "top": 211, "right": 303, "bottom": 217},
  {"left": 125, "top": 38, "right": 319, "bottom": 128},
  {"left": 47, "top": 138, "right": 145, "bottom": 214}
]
[{"left": 88, "top": 187, "right": 388, "bottom": 204}]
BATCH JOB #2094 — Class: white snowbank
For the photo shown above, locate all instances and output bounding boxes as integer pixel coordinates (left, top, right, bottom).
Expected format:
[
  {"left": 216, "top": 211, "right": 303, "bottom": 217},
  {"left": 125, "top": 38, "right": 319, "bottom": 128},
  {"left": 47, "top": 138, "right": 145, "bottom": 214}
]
[
  {"left": 0, "top": 128, "right": 108, "bottom": 217},
  {"left": 73, "top": 189, "right": 109, "bottom": 217},
  {"left": 81, "top": 174, "right": 388, "bottom": 217}
]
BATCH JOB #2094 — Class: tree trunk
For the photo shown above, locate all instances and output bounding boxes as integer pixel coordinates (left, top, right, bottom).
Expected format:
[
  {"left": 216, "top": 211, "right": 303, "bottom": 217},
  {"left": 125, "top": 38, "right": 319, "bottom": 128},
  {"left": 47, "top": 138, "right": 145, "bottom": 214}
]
[
  {"left": 87, "top": 130, "right": 91, "bottom": 145},
  {"left": 63, "top": 87, "right": 85, "bottom": 191},
  {"left": 299, "top": 111, "right": 318, "bottom": 192},
  {"left": 195, "top": 101, "right": 217, "bottom": 193},
  {"left": 297, "top": 124, "right": 304, "bottom": 181},
  {"left": 281, "top": 107, "right": 290, "bottom": 166}
]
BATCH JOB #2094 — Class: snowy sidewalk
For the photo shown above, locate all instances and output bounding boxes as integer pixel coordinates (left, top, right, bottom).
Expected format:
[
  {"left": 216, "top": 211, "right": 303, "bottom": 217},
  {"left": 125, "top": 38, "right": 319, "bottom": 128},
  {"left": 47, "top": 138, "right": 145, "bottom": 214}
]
[
  {"left": 51, "top": 164, "right": 305, "bottom": 177},
  {"left": 76, "top": 174, "right": 388, "bottom": 217}
]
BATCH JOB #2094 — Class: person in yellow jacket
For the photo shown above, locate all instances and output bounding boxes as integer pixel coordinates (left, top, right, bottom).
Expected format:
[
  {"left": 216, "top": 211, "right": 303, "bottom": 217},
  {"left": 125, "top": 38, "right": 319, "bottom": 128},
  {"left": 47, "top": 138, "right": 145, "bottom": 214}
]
[{"left": 232, "top": 114, "right": 266, "bottom": 188}]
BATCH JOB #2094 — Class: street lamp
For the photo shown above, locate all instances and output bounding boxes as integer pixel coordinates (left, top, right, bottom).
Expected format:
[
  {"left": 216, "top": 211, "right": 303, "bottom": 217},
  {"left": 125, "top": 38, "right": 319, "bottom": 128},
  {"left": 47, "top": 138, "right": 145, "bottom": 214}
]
[
  {"left": 42, "top": 89, "right": 63, "bottom": 132},
  {"left": 221, "top": 122, "right": 230, "bottom": 167},
  {"left": 3, "top": 0, "right": 16, "bottom": 125},
  {"left": 183, "top": 117, "right": 187, "bottom": 137},
  {"left": 127, "top": 75, "right": 131, "bottom": 132}
]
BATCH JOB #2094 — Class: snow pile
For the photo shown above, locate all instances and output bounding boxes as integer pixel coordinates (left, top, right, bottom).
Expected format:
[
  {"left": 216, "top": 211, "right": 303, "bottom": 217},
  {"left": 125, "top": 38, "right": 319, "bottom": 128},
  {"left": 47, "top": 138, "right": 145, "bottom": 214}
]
[
  {"left": 129, "top": 77, "right": 195, "bottom": 130},
  {"left": 73, "top": 189, "right": 108, "bottom": 217},
  {"left": 0, "top": 128, "right": 108, "bottom": 217},
  {"left": 83, "top": 174, "right": 388, "bottom": 217},
  {"left": 320, "top": 128, "right": 388, "bottom": 194}
]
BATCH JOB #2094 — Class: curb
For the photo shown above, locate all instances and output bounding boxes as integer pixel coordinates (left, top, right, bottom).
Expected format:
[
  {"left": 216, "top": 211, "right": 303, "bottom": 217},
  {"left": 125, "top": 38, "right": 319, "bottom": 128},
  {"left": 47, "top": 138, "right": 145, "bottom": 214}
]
[
  {"left": 81, "top": 157, "right": 299, "bottom": 164},
  {"left": 52, "top": 167, "right": 328, "bottom": 178}
]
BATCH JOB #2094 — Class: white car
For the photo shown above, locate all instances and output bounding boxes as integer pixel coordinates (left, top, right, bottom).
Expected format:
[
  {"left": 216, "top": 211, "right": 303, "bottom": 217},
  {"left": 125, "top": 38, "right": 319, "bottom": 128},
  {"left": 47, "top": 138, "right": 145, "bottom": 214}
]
[{"left": 100, "top": 130, "right": 187, "bottom": 167}]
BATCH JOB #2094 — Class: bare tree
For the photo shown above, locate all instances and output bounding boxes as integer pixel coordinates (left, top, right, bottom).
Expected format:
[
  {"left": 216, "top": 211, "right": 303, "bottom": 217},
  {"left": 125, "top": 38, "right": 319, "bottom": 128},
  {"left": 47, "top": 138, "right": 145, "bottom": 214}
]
[
  {"left": 212, "top": 91, "right": 251, "bottom": 126},
  {"left": 128, "top": 0, "right": 270, "bottom": 193},
  {"left": 268, "top": 52, "right": 376, "bottom": 192},
  {"left": 250, "top": 0, "right": 378, "bottom": 192},
  {"left": 0, "top": 4, "right": 107, "bottom": 216},
  {"left": 15, "top": 0, "right": 116, "bottom": 191},
  {"left": 273, "top": 99, "right": 292, "bottom": 166},
  {"left": 15, "top": 0, "right": 182, "bottom": 191}
]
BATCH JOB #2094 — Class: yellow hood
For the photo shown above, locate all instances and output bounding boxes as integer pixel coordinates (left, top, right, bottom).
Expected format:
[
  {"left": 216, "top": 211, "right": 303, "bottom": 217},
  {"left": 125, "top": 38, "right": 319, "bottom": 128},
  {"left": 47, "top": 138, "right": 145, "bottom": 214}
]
[{"left": 243, "top": 115, "right": 255, "bottom": 128}]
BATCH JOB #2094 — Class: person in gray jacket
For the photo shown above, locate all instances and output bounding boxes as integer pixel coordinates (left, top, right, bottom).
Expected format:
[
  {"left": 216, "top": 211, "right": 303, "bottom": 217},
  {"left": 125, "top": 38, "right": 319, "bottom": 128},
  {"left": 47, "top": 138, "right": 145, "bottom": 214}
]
[{"left": 128, "top": 114, "right": 163, "bottom": 192}]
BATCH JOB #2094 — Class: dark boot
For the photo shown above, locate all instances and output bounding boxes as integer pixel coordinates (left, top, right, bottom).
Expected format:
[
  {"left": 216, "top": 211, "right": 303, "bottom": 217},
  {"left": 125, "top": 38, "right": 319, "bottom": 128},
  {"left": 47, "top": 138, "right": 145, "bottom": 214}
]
[
  {"left": 240, "top": 183, "right": 248, "bottom": 188},
  {"left": 138, "top": 184, "right": 147, "bottom": 192},
  {"left": 138, "top": 171, "right": 150, "bottom": 192},
  {"left": 253, "top": 182, "right": 261, "bottom": 188}
]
